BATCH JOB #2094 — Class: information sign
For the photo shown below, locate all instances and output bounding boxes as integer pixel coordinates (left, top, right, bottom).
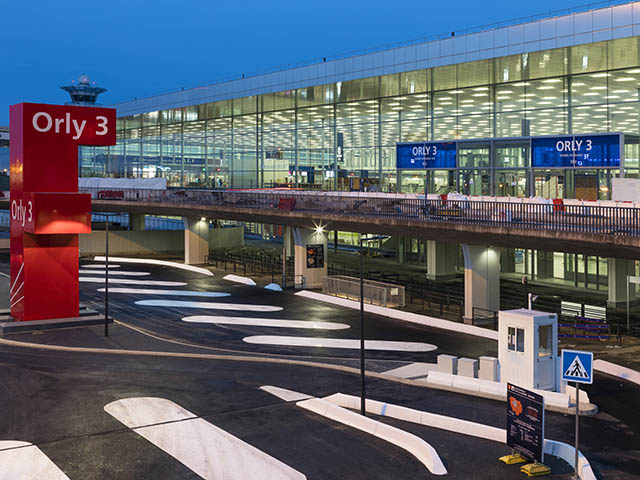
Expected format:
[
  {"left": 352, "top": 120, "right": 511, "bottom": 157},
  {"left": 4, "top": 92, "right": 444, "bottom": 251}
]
[
  {"left": 306, "top": 244, "right": 324, "bottom": 268},
  {"left": 396, "top": 141, "right": 456, "bottom": 169},
  {"left": 532, "top": 134, "right": 620, "bottom": 168},
  {"left": 506, "top": 383, "right": 545, "bottom": 463}
]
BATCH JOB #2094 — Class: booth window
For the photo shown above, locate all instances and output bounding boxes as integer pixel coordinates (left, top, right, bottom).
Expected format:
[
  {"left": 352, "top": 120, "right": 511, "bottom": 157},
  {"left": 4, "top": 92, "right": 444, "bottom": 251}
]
[
  {"left": 508, "top": 327, "right": 525, "bottom": 352},
  {"left": 538, "top": 325, "right": 552, "bottom": 357}
]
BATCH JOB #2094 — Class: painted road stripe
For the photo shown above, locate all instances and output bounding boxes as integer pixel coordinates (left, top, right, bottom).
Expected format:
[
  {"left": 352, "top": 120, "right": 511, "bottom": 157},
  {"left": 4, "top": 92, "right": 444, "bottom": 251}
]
[
  {"left": 104, "top": 397, "right": 306, "bottom": 480},
  {"left": 182, "top": 315, "right": 349, "bottom": 330},
  {"left": 243, "top": 336, "right": 437, "bottom": 352},
  {"left": 98, "top": 288, "right": 231, "bottom": 298},
  {"left": 80, "top": 277, "right": 187, "bottom": 287},
  {"left": 82, "top": 264, "right": 121, "bottom": 268},
  {"left": 259, "top": 386, "right": 312, "bottom": 403},
  {"left": 0, "top": 441, "right": 70, "bottom": 480},
  {"left": 79, "top": 270, "right": 151, "bottom": 276},
  {"left": 136, "top": 299, "right": 283, "bottom": 312},
  {"left": 94, "top": 256, "right": 213, "bottom": 276}
]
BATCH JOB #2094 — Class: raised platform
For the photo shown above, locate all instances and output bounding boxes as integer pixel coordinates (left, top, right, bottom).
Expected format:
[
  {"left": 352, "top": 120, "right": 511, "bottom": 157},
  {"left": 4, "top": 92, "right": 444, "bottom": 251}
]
[{"left": 0, "top": 306, "right": 113, "bottom": 334}]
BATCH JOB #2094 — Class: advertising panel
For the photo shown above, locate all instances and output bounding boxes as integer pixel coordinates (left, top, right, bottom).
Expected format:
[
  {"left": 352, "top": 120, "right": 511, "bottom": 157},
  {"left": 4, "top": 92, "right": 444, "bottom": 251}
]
[
  {"left": 396, "top": 141, "right": 456, "bottom": 169},
  {"left": 506, "top": 383, "right": 545, "bottom": 463},
  {"left": 306, "top": 244, "right": 324, "bottom": 268},
  {"left": 531, "top": 134, "right": 620, "bottom": 168}
]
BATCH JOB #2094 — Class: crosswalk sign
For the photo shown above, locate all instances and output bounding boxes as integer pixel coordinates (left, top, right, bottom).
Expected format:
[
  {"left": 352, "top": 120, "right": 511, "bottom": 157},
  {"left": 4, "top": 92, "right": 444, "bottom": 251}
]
[{"left": 561, "top": 349, "right": 593, "bottom": 384}]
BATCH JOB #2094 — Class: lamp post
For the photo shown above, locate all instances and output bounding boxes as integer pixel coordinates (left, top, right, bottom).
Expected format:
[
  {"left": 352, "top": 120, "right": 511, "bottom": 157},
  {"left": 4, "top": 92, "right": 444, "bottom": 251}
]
[
  {"left": 101, "top": 212, "right": 125, "bottom": 337},
  {"left": 359, "top": 233, "right": 366, "bottom": 416}
]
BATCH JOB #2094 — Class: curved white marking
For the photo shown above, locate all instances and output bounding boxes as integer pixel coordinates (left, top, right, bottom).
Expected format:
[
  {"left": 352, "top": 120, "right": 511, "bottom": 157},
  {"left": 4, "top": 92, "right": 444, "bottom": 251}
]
[
  {"left": 243, "top": 336, "right": 437, "bottom": 352},
  {"left": 0, "top": 441, "right": 70, "bottom": 480},
  {"left": 136, "top": 300, "right": 283, "bottom": 312},
  {"left": 296, "top": 290, "right": 498, "bottom": 340},
  {"left": 297, "top": 398, "right": 447, "bottom": 475},
  {"left": 324, "top": 393, "right": 595, "bottom": 480},
  {"left": 80, "top": 277, "right": 187, "bottom": 286},
  {"left": 104, "top": 397, "right": 306, "bottom": 480},
  {"left": 223, "top": 274, "right": 256, "bottom": 286},
  {"left": 94, "top": 256, "right": 213, "bottom": 276},
  {"left": 594, "top": 359, "right": 640, "bottom": 386},
  {"left": 182, "top": 316, "right": 349, "bottom": 330},
  {"left": 79, "top": 270, "right": 151, "bottom": 276},
  {"left": 97, "top": 288, "right": 230, "bottom": 297},
  {"left": 83, "top": 264, "right": 121, "bottom": 268}
]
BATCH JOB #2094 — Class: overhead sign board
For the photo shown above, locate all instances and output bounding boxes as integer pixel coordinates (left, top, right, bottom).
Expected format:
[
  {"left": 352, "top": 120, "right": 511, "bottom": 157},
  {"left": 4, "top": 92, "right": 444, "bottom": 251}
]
[
  {"left": 396, "top": 141, "right": 456, "bottom": 169},
  {"left": 506, "top": 383, "right": 545, "bottom": 463},
  {"left": 532, "top": 134, "right": 620, "bottom": 168},
  {"left": 561, "top": 349, "right": 593, "bottom": 384}
]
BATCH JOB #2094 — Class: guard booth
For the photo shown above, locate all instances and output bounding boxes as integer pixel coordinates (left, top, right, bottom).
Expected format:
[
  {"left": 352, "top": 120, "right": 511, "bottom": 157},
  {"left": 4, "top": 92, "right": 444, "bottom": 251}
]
[{"left": 498, "top": 309, "right": 560, "bottom": 392}]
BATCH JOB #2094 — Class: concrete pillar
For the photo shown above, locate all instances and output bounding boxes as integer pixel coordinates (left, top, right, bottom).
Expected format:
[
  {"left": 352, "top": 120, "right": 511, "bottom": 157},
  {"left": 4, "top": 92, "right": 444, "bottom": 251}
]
[
  {"left": 130, "top": 213, "right": 145, "bottom": 231},
  {"left": 462, "top": 245, "right": 501, "bottom": 323},
  {"left": 536, "top": 250, "right": 554, "bottom": 279},
  {"left": 283, "top": 226, "right": 295, "bottom": 258},
  {"left": 608, "top": 257, "right": 636, "bottom": 307},
  {"left": 396, "top": 237, "right": 406, "bottom": 264},
  {"left": 501, "top": 248, "right": 516, "bottom": 274},
  {"left": 183, "top": 217, "right": 209, "bottom": 265},
  {"left": 426, "top": 240, "right": 457, "bottom": 281},
  {"left": 293, "top": 227, "right": 327, "bottom": 288}
]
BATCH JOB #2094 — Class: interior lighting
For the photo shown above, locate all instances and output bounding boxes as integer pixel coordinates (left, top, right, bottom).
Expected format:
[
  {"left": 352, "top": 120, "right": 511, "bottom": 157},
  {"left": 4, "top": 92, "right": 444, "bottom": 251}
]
[
  {"left": 538, "top": 86, "right": 555, "bottom": 90},
  {"left": 591, "top": 73, "right": 610, "bottom": 78},
  {"left": 590, "top": 86, "right": 607, "bottom": 90}
]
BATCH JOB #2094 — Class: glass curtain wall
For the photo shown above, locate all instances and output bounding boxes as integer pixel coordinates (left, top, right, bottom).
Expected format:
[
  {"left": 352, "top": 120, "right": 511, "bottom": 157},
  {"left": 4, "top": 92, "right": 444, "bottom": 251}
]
[{"left": 86, "top": 37, "right": 640, "bottom": 190}]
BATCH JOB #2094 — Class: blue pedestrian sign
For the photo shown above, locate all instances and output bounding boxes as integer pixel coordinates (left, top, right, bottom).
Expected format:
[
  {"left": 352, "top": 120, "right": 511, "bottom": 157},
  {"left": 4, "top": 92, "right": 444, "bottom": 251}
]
[{"left": 561, "top": 349, "right": 593, "bottom": 384}]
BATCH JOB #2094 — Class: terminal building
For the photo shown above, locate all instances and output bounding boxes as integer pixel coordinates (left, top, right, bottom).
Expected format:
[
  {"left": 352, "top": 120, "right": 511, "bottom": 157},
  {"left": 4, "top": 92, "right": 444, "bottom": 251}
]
[{"left": 78, "top": 2, "right": 640, "bottom": 301}]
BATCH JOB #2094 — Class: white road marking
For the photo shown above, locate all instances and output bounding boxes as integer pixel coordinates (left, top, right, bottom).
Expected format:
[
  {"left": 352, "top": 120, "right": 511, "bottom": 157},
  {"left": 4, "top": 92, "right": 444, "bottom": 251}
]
[
  {"left": 80, "top": 277, "right": 187, "bottom": 286},
  {"left": 82, "top": 264, "right": 121, "bottom": 268},
  {"left": 94, "top": 256, "right": 213, "bottom": 276},
  {"left": 381, "top": 362, "right": 438, "bottom": 379},
  {"left": 182, "top": 316, "right": 349, "bottom": 330},
  {"left": 79, "top": 270, "right": 151, "bottom": 276},
  {"left": 0, "top": 441, "right": 70, "bottom": 480},
  {"left": 104, "top": 397, "right": 306, "bottom": 480},
  {"left": 259, "top": 386, "right": 312, "bottom": 403},
  {"left": 0, "top": 271, "right": 9, "bottom": 278},
  {"left": 135, "top": 300, "right": 283, "bottom": 312},
  {"left": 243, "top": 336, "right": 437, "bottom": 352},
  {"left": 98, "top": 288, "right": 230, "bottom": 297},
  {"left": 223, "top": 274, "right": 257, "bottom": 286}
]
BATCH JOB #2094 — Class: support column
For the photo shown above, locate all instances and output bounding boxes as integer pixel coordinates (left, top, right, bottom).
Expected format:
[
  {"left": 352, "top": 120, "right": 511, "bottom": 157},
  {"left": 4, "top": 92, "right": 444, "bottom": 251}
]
[
  {"left": 608, "top": 257, "right": 636, "bottom": 307},
  {"left": 462, "top": 245, "right": 501, "bottom": 323},
  {"left": 426, "top": 240, "right": 457, "bottom": 281},
  {"left": 283, "top": 226, "right": 295, "bottom": 258},
  {"left": 396, "top": 237, "right": 406, "bottom": 264},
  {"left": 130, "top": 213, "right": 145, "bottom": 231},
  {"left": 293, "top": 227, "right": 327, "bottom": 289},
  {"left": 183, "top": 217, "right": 209, "bottom": 265}
]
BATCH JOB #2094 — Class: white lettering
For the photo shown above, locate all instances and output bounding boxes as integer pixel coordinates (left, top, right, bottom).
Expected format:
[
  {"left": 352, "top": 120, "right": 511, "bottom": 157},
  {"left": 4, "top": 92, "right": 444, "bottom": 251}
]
[
  {"left": 65, "top": 112, "right": 71, "bottom": 134},
  {"left": 574, "top": 140, "right": 582, "bottom": 150},
  {"left": 586, "top": 139, "right": 592, "bottom": 150},
  {"left": 32, "top": 112, "right": 52, "bottom": 133},
  {"left": 72, "top": 119, "right": 86, "bottom": 140},
  {"left": 96, "top": 116, "right": 108, "bottom": 136},
  {"left": 27, "top": 201, "right": 32, "bottom": 224},
  {"left": 55, "top": 117, "right": 64, "bottom": 133},
  {"left": 10, "top": 200, "right": 30, "bottom": 227}
]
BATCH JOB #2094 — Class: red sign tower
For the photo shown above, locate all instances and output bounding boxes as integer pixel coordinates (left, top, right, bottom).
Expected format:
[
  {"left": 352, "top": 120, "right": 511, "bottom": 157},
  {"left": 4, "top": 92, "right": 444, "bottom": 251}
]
[{"left": 9, "top": 103, "right": 116, "bottom": 321}]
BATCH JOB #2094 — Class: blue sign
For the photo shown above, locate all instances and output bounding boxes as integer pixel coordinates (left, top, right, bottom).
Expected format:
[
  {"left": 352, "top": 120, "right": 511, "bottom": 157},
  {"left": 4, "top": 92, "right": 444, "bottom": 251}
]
[
  {"left": 532, "top": 134, "right": 620, "bottom": 168},
  {"left": 396, "top": 142, "right": 456, "bottom": 169},
  {"left": 561, "top": 349, "right": 593, "bottom": 384}
]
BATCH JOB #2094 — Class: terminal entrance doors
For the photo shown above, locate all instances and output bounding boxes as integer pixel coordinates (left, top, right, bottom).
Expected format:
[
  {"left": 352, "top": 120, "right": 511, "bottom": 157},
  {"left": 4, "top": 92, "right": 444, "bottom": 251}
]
[{"left": 534, "top": 169, "right": 566, "bottom": 198}]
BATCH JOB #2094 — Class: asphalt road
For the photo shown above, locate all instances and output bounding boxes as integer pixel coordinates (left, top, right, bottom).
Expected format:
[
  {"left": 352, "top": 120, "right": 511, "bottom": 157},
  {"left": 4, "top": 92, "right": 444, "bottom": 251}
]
[{"left": 0, "top": 257, "right": 637, "bottom": 479}]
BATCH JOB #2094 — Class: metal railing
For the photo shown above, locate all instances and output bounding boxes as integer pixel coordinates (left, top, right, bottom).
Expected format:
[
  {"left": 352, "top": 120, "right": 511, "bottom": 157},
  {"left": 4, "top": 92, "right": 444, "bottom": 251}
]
[{"left": 80, "top": 187, "right": 640, "bottom": 238}]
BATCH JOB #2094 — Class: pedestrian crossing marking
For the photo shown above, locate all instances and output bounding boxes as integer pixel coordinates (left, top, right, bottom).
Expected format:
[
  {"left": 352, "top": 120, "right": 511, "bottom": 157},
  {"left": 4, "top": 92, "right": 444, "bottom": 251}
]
[{"left": 564, "top": 356, "right": 589, "bottom": 379}]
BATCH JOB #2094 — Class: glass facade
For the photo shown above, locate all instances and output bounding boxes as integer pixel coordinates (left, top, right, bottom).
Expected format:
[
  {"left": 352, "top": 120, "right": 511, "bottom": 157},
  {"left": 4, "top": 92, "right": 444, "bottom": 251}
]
[{"left": 81, "top": 37, "right": 640, "bottom": 198}]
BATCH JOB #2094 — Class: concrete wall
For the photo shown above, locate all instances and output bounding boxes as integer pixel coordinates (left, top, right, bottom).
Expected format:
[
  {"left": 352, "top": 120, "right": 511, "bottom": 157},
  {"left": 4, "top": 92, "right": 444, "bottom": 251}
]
[{"left": 209, "top": 226, "right": 244, "bottom": 249}]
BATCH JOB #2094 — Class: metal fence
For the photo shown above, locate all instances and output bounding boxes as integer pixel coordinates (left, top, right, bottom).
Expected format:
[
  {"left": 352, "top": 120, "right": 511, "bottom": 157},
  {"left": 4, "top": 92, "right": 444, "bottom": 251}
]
[
  {"left": 79, "top": 187, "right": 640, "bottom": 238},
  {"left": 322, "top": 276, "right": 390, "bottom": 307}
]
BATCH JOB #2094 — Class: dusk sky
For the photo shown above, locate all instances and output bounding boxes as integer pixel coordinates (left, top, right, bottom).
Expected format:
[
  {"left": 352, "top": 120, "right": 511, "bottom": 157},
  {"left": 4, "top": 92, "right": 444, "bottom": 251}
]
[{"left": 0, "top": 0, "right": 604, "bottom": 125}]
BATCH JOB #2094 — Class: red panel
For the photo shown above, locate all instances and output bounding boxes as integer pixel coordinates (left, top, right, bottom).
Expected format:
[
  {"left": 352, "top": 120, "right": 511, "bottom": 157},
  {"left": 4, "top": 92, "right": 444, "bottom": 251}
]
[
  {"left": 10, "top": 103, "right": 116, "bottom": 321},
  {"left": 22, "top": 193, "right": 91, "bottom": 234}
]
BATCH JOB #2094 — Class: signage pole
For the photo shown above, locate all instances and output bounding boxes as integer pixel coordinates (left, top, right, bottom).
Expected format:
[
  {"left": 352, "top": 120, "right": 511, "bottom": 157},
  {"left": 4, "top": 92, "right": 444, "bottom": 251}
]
[
  {"left": 626, "top": 275, "right": 630, "bottom": 333},
  {"left": 282, "top": 242, "right": 286, "bottom": 289},
  {"left": 105, "top": 218, "right": 109, "bottom": 337},
  {"left": 574, "top": 382, "right": 580, "bottom": 480},
  {"left": 360, "top": 235, "right": 366, "bottom": 416}
]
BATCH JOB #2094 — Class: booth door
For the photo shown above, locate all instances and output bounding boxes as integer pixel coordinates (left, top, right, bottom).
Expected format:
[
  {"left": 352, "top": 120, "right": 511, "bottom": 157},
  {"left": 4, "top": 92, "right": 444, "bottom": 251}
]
[{"left": 535, "top": 324, "right": 555, "bottom": 390}]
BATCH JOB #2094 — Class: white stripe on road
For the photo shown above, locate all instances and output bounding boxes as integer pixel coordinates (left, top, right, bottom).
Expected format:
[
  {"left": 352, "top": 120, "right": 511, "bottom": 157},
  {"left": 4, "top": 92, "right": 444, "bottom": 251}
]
[
  {"left": 94, "top": 256, "right": 214, "bottom": 276},
  {"left": 136, "top": 300, "right": 283, "bottom": 312},
  {"left": 0, "top": 441, "right": 70, "bottom": 480},
  {"left": 259, "top": 386, "right": 312, "bottom": 403},
  {"left": 98, "top": 288, "right": 230, "bottom": 298},
  {"left": 243, "top": 336, "right": 437, "bottom": 352},
  {"left": 82, "top": 264, "right": 121, "bottom": 268},
  {"left": 182, "top": 315, "right": 350, "bottom": 330},
  {"left": 80, "top": 277, "right": 187, "bottom": 286},
  {"left": 104, "top": 397, "right": 306, "bottom": 480},
  {"left": 79, "top": 270, "right": 151, "bottom": 276}
]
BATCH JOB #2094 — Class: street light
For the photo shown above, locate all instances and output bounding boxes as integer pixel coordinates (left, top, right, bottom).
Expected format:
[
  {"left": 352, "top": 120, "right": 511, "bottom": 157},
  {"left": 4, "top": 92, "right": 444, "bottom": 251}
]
[
  {"left": 359, "top": 233, "right": 368, "bottom": 416},
  {"left": 100, "top": 212, "right": 125, "bottom": 337}
]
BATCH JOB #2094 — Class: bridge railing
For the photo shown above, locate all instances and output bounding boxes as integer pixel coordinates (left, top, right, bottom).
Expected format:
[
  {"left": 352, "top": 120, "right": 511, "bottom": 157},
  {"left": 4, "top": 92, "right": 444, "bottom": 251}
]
[{"left": 80, "top": 187, "right": 640, "bottom": 237}]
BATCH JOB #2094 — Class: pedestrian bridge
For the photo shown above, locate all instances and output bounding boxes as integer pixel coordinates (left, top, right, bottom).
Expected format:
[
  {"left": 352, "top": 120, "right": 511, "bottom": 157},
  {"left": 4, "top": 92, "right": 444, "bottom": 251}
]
[{"left": 73, "top": 188, "right": 640, "bottom": 259}]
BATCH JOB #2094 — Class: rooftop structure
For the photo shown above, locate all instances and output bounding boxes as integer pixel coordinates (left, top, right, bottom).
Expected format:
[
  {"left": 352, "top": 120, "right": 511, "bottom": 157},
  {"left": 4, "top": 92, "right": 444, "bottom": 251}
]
[{"left": 61, "top": 74, "right": 107, "bottom": 106}]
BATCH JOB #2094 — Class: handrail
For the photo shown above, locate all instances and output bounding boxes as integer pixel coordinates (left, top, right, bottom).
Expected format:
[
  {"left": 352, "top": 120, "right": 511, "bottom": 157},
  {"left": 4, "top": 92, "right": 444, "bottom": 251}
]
[{"left": 80, "top": 187, "right": 640, "bottom": 238}]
